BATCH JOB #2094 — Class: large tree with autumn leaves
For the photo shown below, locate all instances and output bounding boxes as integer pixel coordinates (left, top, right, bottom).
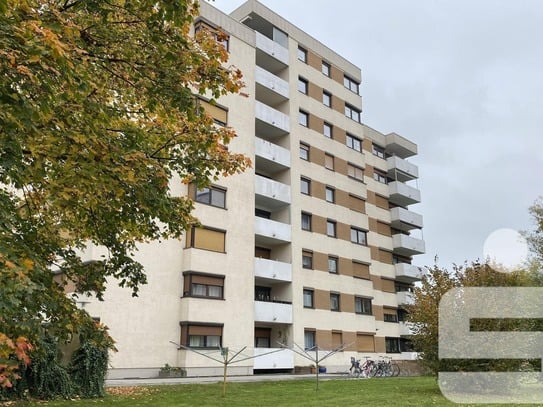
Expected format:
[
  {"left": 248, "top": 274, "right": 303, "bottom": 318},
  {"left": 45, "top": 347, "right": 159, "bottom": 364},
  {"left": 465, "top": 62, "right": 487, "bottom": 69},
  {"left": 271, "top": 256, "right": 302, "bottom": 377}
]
[{"left": 0, "top": 0, "right": 250, "bottom": 388}]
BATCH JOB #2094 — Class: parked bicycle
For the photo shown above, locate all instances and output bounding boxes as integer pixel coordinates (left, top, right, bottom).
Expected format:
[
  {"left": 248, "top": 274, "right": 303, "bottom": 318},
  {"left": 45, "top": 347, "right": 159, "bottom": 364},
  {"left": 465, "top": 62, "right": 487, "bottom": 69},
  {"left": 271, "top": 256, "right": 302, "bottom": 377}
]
[{"left": 371, "top": 356, "right": 400, "bottom": 377}]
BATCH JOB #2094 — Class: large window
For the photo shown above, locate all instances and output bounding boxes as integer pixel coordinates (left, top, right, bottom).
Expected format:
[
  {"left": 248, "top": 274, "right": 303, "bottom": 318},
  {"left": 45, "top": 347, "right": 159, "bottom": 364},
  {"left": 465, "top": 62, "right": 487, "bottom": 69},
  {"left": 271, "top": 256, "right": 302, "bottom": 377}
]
[
  {"left": 299, "top": 110, "right": 309, "bottom": 127},
  {"left": 326, "top": 220, "right": 337, "bottom": 237},
  {"left": 304, "top": 330, "right": 316, "bottom": 350},
  {"left": 255, "top": 328, "right": 271, "bottom": 348},
  {"left": 302, "top": 250, "right": 313, "bottom": 269},
  {"left": 373, "top": 169, "right": 388, "bottom": 184},
  {"left": 301, "top": 177, "right": 311, "bottom": 195},
  {"left": 345, "top": 103, "right": 361, "bottom": 123},
  {"left": 385, "top": 337, "right": 401, "bottom": 353},
  {"left": 298, "top": 46, "right": 307, "bottom": 63},
  {"left": 197, "top": 98, "right": 228, "bottom": 126},
  {"left": 347, "top": 163, "right": 364, "bottom": 181},
  {"left": 301, "top": 212, "right": 312, "bottom": 231},
  {"left": 346, "top": 133, "right": 362, "bottom": 152},
  {"left": 372, "top": 143, "right": 386, "bottom": 159},
  {"left": 195, "top": 186, "right": 226, "bottom": 208},
  {"left": 181, "top": 323, "right": 223, "bottom": 349},
  {"left": 330, "top": 293, "right": 340, "bottom": 311},
  {"left": 298, "top": 76, "right": 308, "bottom": 94},
  {"left": 355, "top": 297, "right": 372, "bottom": 315},
  {"left": 183, "top": 272, "right": 224, "bottom": 299},
  {"left": 303, "top": 289, "right": 314, "bottom": 308},
  {"left": 384, "top": 311, "right": 399, "bottom": 322},
  {"left": 350, "top": 227, "right": 367, "bottom": 245},
  {"left": 299, "top": 142, "right": 310, "bottom": 160},
  {"left": 186, "top": 227, "right": 226, "bottom": 252},
  {"left": 343, "top": 75, "right": 360, "bottom": 94}
]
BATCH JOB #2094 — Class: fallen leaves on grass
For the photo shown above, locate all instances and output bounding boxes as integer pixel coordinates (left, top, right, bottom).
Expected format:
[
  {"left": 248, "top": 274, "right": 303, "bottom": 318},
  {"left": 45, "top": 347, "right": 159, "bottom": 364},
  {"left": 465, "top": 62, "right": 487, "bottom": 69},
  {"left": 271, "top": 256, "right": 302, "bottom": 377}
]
[{"left": 107, "top": 386, "right": 156, "bottom": 398}]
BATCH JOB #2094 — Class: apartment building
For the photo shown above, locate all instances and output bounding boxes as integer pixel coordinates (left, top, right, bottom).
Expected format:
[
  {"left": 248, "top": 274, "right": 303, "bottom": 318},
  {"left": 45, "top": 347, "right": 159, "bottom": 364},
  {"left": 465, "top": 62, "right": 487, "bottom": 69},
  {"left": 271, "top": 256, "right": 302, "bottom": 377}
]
[{"left": 81, "top": 0, "right": 425, "bottom": 378}]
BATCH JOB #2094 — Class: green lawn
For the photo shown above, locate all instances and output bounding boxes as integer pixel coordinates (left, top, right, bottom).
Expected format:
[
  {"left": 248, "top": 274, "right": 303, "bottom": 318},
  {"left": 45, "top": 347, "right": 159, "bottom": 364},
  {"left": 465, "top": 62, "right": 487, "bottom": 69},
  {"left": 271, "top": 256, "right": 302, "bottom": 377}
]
[{"left": 4, "top": 376, "right": 543, "bottom": 406}]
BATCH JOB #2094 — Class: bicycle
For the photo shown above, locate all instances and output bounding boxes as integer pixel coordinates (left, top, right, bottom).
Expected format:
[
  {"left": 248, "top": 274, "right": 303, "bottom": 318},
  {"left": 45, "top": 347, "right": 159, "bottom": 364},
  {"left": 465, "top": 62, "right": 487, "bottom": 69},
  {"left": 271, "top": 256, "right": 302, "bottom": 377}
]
[{"left": 372, "top": 356, "right": 400, "bottom": 377}]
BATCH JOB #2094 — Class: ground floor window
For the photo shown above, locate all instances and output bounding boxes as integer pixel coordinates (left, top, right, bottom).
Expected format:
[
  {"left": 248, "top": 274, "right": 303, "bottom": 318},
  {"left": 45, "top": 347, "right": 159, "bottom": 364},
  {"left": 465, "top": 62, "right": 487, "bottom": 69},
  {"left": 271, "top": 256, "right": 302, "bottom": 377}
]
[{"left": 180, "top": 322, "right": 223, "bottom": 349}]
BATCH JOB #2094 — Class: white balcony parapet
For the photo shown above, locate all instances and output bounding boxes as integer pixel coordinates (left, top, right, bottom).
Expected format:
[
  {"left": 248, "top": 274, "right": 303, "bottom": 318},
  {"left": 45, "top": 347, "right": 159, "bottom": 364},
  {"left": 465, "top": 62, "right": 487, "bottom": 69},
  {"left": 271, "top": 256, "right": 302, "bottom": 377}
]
[
  {"left": 255, "top": 175, "right": 291, "bottom": 209},
  {"left": 387, "top": 156, "right": 419, "bottom": 182},
  {"left": 390, "top": 207, "right": 423, "bottom": 231},
  {"left": 397, "top": 291, "right": 415, "bottom": 305},
  {"left": 388, "top": 181, "right": 421, "bottom": 206},
  {"left": 255, "top": 137, "right": 290, "bottom": 171},
  {"left": 392, "top": 234, "right": 426, "bottom": 256},
  {"left": 399, "top": 321, "right": 414, "bottom": 336},
  {"left": 385, "top": 132, "right": 417, "bottom": 159},
  {"left": 255, "top": 66, "right": 289, "bottom": 102},
  {"left": 255, "top": 217, "right": 291, "bottom": 244},
  {"left": 395, "top": 263, "right": 425, "bottom": 283},
  {"left": 255, "top": 31, "right": 289, "bottom": 67},
  {"left": 255, "top": 101, "right": 290, "bottom": 136},
  {"left": 253, "top": 348, "right": 293, "bottom": 369},
  {"left": 254, "top": 257, "right": 292, "bottom": 282},
  {"left": 254, "top": 301, "right": 292, "bottom": 324}
]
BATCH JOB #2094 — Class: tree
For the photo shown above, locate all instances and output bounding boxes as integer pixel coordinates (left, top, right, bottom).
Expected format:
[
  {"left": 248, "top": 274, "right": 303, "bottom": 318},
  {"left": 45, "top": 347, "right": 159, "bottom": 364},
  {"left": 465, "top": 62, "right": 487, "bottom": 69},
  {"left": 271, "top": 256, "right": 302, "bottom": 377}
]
[
  {"left": 0, "top": 0, "right": 250, "bottom": 388},
  {"left": 525, "top": 198, "right": 543, "bottom": 272},
  {"left": 406, "top": 261, "right": 536, "bottom": 375}
]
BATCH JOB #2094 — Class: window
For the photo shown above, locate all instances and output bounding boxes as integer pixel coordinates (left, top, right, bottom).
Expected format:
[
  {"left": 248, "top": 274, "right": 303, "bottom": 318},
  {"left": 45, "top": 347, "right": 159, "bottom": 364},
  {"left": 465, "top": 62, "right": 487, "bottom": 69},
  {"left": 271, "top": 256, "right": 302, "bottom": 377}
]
[
  {"left": 345, "top": 103, "right": 361, "bottom": 123},
  {"left": 322, "top": 61, "right": 331, "bottom": 76},
  {"left": 325, "top": 186, "right": 335, "bottom": 203},
  {"left": 328, "top": 256, "right": 338, "bottom": 274},
  {"left": 324, "top": 153, "right": 334, "bottom": 170},
  {"left": 323, "top": 122, "right": 333, "bottom": 138},
  {"left": 384, "top": 312, "right": 399, "bottom": 322},
  {"left": 302, "top": 250, "right": 313, "bottom": 269},
  {"left": 298, "top": 77, "right": 308, "bottom": 94},
  {"left": 255, "top": 328, "right": 271, "bottom": 348},
  {"left": 197, "top": 98, "right": 228, "bottom": 126},
  {"left": 303, "top": 289, "right": 314, "bottom": 308},
  {"left": 347, "top": 163, "right": 364, "bottom": 181},
  {"left": 301, "top": 212, "right": 312, "bottom": 231},
  {"left": 304, "top": 330, "right": 316, "bottom": 350},
  {"left": 355, "top": 297, "right": 372, "bottom": 315},
  {"left": 373, "top": 169, "right": 388, "bottom": 184},
  {"left": 351, "top": 227, "right": 367, "bottom": 245},
  {"left": 181, "top": 323, "right": 223, "bottom": 349},
  {"left": 300, "top": 177, "right": 311, "bottom": 195},
  {"left": 346, "top": 134, "right": 362, "bottom": 152},
  {"left": 385, "top": 337, "right": 401, "bottom": 353},
  {"left": 322, "top": 90, "right": 331, "bottom": 107},
  {"left": 183, "top": 272, "right": 224, "bottom": 299},
  {"left": 326, "top": 220, "right": 337, "bottom": 237},
  {"left": 194, "top": 20, "right": 229, "bottom": 51},
  {"left": 298, "top": 46, "right": 307, "bottom": 63},
  {"left": 330, "top": 293, "right": 340, "bottom": 311},
  {"left": 372, "top": 144, "right": 385, "bottom": 159},
  {"left": 255, "top": 208, "right": 271, "bottom": 219},
  {"left": 299, "top": 142, "right": 309, "bottom": 160},
  {"left": 195, "top": 186, "right": 226, "bottom": 208},
  {"left": 299, "top": 110, "right": 309, "bottom": 127},
  {"left": 255, "top": 286, "right": 271, "bottom": 301},
  {"left": 343, "top": 75, "right": 360, "bottom": 94},
  {"left": 186, "top": 227, "right": 226, "bottom": 252}
]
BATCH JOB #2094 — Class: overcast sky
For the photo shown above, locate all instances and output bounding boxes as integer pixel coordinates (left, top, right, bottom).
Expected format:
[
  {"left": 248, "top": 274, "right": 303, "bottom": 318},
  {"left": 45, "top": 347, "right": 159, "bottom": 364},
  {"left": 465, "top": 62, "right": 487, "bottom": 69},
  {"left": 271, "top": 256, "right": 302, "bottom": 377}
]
[{"left": 210, "top": 0, "right": 543, "bottom": 270}]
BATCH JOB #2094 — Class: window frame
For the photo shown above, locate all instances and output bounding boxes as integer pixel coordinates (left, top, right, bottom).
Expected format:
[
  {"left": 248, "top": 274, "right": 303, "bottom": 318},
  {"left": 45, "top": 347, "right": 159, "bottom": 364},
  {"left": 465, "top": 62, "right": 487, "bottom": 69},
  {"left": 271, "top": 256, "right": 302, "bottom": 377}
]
[
  {"left": 372, "top": 144, "right": 386, "bottom": 159},
  {"left": 355, "top": 297, "right": 372, "bottom": 315},
  {"left": 345, "top": 103, "right": 361, "bottom": 123},
  {"left": 325, "top": 186, "right": 335, "bottom": 203},
  {"left": 304, "top": 330, "right": 316, "bottom": 350},
  {"left": 187, "top": 226, "right": 226, "bottom": 253},
  {"left": 299, "top": 110, "right": 309, "bottom": 127},
  {"left": 298, "top": 76, "right": 308, "bottom": 94},
  {"left": 343, "top": 75, "right": 360, "bottom": 94},
  {"left": 346, "top": 133, "right": 362, "bottom": 152},
  {"left": 302, "top": 250, "right": 313, "bottom": 269},
  {"left": 373, "top": 169, "right": 388, "bottom": 184},
  {"left": 324, "top": 153, "right": 334, "bottom": 170},
  {"left": 385, "top": 337, "right": 401, "bottom": 353},
  {"left": 323, "top": 122, "right": 333, "bottom": 139},
  {"left": 330, "top": 292, "right": 340, "bottom": 312},
  {"left": 328, "top": 256, "right": 338, "bottom": 274},
  {"left": 181, "top": 322, "right": 223, "bottom": 349},
  {"left": 301, "top": 212, "right": 312, "bottom": 231},
  {"left": 347, "top": 163, "right": 364, "bottom": 182},
  {"left": 298, "top": 46, "right": 308, "bottom": 63},
  {"left": 300, "top": 177, "right": 311, "bottom": 195},
  {"left": 195, "top": 185, "right": 226, "bottom": 209},
  {"left": 322, "top": 61, "right": 331, "bottom": 76},
  {"left": 322, "top": 90, "right": 332, "bottom": 107},
  {"left": 299, "top": 142, "right": 310, "bottom": 160},
  {"left": 326, "top": 220, "right": 337, "bottom": 237},
  {"left": 350, "top": 227, "right": 367, "bottom": 245},
  {"left": 303, "top": 288, "right": 314, "bottom": 308}
]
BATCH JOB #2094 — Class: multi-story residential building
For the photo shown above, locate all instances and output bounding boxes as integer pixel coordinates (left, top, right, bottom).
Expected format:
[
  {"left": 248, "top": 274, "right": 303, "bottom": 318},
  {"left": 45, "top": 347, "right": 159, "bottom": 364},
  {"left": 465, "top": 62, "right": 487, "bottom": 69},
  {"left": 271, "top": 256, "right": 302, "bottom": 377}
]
[{"left": 81, "top": 0, "right": 425, "bottom": 378}]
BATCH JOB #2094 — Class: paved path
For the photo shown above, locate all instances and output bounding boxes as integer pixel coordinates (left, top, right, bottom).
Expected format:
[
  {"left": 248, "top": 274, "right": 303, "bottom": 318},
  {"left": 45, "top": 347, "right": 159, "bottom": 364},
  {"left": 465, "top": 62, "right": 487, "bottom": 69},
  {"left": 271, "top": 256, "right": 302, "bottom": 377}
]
[{"left": 106, "top": 373, "right": 343, "bottom": 387}]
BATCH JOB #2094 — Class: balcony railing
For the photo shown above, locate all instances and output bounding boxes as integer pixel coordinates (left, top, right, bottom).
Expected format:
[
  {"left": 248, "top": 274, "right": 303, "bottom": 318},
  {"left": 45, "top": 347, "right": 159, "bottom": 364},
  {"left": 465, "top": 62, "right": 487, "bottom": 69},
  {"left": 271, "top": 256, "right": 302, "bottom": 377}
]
[
  {"left": 254, "top": 300, "right": 292, "bottom": 324},
  {"left": 255, "top": 175, "right": 291, "bottom": 210},
  {"left": 255, "top": 137, "right": 290, "bottom": 173},
  {"left": 253, "top": 348, "right": 293, "bottom": 369},
  {"left": 392, "top": 234, "right": 426, "bottom": 256},
  {"left": 387, "top": 156, "right": 418, "bottom": 182},
  {"left": 397, "top": 291, "right": 415, "bottom": 305},
  {"left": 255, "top": 31, "right": 289, "bottom": 72},
  {"left": 395, "top": 263, "right": 424, "bottom": 283},
  {"left": 254, "top": 257, "right": 292, "bottom": 282},
  {"left": 385, "top": 132, "right": 417, "bottom": 159},
  {"left": 255, "top": 66, "right": 289, "bottom": 106},
  {"left": 388, "top": 181, "right": 421, "bottom": 206},
  {"left": 255, "top": 101, "right": 290, "bottom": 138},
  {"left": 390, "top": 207, "right": 423, "bottom": 231},
  {"left": 255, "top": 217, "right": 291, "bottom": 245}
]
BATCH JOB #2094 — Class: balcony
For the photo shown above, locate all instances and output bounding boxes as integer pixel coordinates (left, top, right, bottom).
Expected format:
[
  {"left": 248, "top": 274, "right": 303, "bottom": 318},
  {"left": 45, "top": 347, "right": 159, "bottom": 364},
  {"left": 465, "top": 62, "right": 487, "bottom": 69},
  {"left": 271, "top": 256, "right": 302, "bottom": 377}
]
[
  {"left": 254, "top": 300, "right": 292, "bottom": 324},
  {"left": 255, "top": 217, "right": 291, "bottom": 245},
  {"left": 255, "top": 101, "right": 290, "bottom": 138},
  {"left": 387, "top": 156, "right": 418, "bottom": 182},
  {"left": 388, "top": 181, "right": 421, "bottom": 207},
  {"left": 399, "top": 321, "right": 414, "bottom": 336},
  {"left": 254, "top": 257, "right": 292, "bottom": 283},
  {"left": 255, "top": 66, "right": 289, "bottom": 106},
  {"left": 255, "top": 175, "right": 291, "bottom": 210},
  {"left": 385, "top": 132, "right": 417, "bottom": 159},
  {"left": 253, "top": 348, "right": 293, "bottom": 369},
  {"left": 397, "top": 291, "right": 414, "bottom": 306},
  {"left": 395, "top": 263, "right": 425, "bottom": 283},
  {"left": 392, "top": 234, "right": 426, "bottom": 256},
  {"left": 255, "top": 31, "right": 289, "bottom": 73},
  {"left": 390, "top": 207, "right": 423, "bottom": 232},
  {"left": 255, "top": 137, "right": 290, "bottom": 173}
]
